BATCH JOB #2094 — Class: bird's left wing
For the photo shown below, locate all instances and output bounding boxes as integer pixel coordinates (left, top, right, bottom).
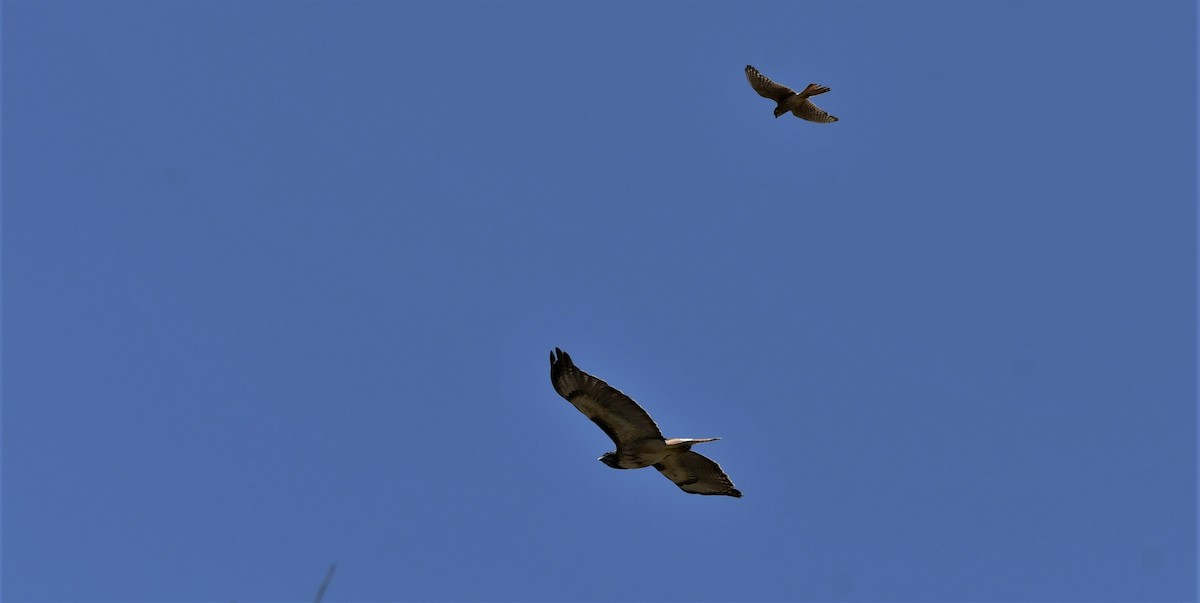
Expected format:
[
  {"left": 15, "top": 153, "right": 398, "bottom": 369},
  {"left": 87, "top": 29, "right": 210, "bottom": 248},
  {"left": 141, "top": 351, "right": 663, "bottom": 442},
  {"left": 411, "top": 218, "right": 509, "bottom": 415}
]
[
  {"left": 550, "top": 348, "right": 664, "bottom": 450},
  {"left": 654, "top": 450, "right": 742, "bottom": 497},
  {"left": 745, "top": 65, "right": 796, "bottom": 102}
]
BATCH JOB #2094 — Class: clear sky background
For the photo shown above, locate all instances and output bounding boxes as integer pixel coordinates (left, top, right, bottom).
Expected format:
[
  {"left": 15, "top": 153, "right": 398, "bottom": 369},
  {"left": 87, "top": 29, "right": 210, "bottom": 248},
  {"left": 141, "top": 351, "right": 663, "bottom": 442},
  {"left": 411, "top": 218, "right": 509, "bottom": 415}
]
[{"left": 3, "top": 1, "right": 1196, "bottom": 601}]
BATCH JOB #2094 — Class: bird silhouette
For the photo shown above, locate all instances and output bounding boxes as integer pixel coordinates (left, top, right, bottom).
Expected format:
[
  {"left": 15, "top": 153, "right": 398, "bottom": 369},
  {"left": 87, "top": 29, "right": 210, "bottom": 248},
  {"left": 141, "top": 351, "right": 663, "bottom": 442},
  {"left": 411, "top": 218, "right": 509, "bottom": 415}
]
[{"left": 745, "top": 65, "right": 839, "bottom": 123}]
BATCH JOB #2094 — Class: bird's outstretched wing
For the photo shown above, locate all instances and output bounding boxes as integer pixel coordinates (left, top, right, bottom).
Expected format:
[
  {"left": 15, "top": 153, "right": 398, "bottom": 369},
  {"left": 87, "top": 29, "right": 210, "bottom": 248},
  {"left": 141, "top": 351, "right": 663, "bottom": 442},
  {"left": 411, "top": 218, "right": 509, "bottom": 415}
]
[
  {"left": 745, "top": 65, "right": 796, "bottom": 102},
  {"left": 794, "top": 99, "right": 839, "bottom": 123},
  {"left": 654, "top": 450, "right": 742, "bottom": 497},
  {"left": 550, "top": 348, "right": 664, "bottom": 450}
]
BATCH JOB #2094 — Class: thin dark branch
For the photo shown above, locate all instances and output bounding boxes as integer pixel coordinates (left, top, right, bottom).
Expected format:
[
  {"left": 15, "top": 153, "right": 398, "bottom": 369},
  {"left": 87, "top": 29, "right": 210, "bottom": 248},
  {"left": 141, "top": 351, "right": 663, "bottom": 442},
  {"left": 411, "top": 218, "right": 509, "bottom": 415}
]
[{"left": 314, "top": 563, "right": 337, "bottom": 603}]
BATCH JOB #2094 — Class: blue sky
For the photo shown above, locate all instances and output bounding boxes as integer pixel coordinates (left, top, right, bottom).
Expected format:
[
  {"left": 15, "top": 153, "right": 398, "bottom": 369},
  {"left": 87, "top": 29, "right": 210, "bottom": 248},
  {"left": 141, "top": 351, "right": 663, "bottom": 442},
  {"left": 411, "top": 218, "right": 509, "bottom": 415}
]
[{"left": 3, "top": 1, "right": 1196, "bottom": 601}]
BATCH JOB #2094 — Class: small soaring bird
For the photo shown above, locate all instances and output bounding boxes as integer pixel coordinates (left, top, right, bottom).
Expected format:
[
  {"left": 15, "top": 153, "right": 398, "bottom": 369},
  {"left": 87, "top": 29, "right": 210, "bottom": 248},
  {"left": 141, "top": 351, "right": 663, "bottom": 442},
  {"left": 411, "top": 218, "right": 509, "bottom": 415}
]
[
  {"left": 549, "top": 348, "right": 742, "bottom": 497},
  {"left": 745, "top": 64, "right": 839, "bottom": 123}
]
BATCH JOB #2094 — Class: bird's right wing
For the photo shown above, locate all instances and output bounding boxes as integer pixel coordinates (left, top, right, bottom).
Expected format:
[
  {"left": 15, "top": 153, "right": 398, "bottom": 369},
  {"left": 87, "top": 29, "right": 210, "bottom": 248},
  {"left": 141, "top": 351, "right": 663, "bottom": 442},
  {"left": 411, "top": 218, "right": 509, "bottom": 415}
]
[
  {"left": 793, "top": 99, "right": 839, "bottom": 123},
  {"left": 550, "top": 348, "right": 664, "bottom": 450},
  {"left": 654, "top": 450, "right": 742, "bottom": 497},
  {"left": 745, "top": 65, "right": 797, "bottom": 102}
]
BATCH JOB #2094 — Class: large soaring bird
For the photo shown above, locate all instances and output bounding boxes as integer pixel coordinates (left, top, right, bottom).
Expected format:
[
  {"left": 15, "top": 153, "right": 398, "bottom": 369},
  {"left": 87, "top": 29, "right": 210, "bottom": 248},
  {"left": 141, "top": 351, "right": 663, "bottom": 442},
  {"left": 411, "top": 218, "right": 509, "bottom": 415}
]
[
  {"left": 549, "top": 348, "right": 742, "bottom": 497},
  {"left": 745, "top": 64, "right": 839, "bottom": 123}
]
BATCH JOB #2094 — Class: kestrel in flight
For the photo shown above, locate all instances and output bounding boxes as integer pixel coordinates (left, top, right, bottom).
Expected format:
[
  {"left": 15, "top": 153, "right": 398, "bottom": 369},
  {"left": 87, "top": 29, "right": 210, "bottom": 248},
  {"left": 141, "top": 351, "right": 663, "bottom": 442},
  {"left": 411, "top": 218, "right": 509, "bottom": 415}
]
[{"left": 745, "top": 65, "right": 839, "bottom": 123}]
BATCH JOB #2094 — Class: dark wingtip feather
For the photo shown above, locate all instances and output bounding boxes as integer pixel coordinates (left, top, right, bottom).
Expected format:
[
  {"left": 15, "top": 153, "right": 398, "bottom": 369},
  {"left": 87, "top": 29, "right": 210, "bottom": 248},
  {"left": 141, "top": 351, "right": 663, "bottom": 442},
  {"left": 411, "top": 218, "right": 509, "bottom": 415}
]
[
  {"left": 551, "top": 348, "right": 567, "bottom": 365},
  {"left": 550, "top": 348, "right": 574, "bottom": 383},
  {"left": 554, "top": 348, "right": 571, "bottom": 366}
]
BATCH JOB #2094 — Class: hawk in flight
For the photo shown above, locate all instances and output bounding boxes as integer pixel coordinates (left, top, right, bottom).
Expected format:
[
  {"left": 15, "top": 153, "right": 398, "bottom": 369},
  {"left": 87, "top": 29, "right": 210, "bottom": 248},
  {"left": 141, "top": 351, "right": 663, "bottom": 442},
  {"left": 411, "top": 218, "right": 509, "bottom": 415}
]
[
  {"left": 745, "top": 64, "right": 839, "bottom": 123},
  {"left": 549, "top": 348, "right": 742, "bottom": 497}
]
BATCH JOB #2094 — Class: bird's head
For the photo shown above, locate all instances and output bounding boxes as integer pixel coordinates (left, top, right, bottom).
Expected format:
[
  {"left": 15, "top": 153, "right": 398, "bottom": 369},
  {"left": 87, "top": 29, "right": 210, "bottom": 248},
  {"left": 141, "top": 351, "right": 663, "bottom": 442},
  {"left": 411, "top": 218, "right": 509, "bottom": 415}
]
[
  {"left": 598, "top": 452, "right": 621, "bottom": 469},
  {"left": 773, "top": 107, "right": 788, "bottom": 118}
]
